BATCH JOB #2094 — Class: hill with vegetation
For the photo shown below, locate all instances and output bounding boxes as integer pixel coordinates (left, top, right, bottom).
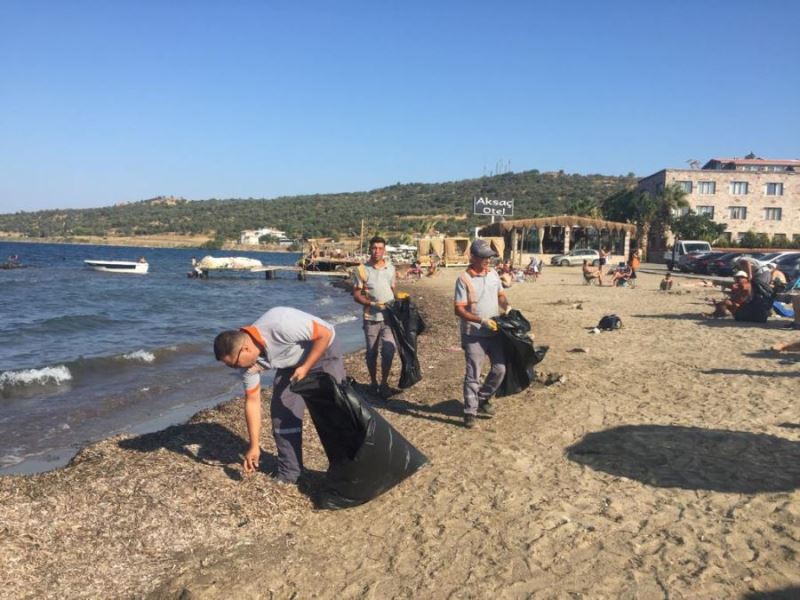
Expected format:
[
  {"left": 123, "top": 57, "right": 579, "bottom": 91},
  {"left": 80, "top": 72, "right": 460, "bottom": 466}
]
[{"left": 0, "top": 170, "right": 637, "bottom": 244}]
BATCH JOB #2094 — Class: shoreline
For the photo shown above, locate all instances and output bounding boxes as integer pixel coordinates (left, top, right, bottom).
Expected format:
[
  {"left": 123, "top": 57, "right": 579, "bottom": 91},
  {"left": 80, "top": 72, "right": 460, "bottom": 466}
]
[
  {"left": 1, "top": 268, "right": 798, "bottom": 599},
  {"left": 0, "top": 235, "right": 292, "bottom": 253}
]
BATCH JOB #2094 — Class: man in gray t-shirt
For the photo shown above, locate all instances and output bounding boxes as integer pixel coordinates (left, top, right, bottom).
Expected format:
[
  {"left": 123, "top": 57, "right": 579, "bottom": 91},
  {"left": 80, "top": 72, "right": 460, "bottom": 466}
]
[
  {"left": 353, "top": 236, "right": 398, "bottom": 398},
  {"left": 454, "top": 239, "right": 509, "bottom": 429}
]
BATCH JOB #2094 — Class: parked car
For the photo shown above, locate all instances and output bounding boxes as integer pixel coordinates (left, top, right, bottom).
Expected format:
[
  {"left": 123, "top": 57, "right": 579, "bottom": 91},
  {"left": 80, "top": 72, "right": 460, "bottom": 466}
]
[
  {"left": 707, "top": 252, "right": 765, "bottom": 277},
  {"left": 689, "top": 251, "right": 729, "bottom": 274},
  {"left": 758, "top": 251, "right": 800, "bottom": 266},
  {"left": 772, "top": 253, "right": 800, "bottom": 283},
  {"left": 550, "top": 249, "right": 600, "bottom": 266},
  {"left": 664, "top": 240, "right": 713, "bottom": 271}
]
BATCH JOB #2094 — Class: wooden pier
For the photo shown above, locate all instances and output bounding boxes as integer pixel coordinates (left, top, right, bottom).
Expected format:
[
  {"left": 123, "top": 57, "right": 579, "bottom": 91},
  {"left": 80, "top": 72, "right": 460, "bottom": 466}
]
[{"left": 197, "top": 265, "right": 351, "bottom": 280}]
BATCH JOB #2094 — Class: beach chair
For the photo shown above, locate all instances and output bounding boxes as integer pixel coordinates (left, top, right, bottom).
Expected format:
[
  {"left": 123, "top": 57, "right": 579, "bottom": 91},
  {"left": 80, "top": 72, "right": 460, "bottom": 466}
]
[{"left": 772, "top": 301, "right": 795, "bottom": 319}]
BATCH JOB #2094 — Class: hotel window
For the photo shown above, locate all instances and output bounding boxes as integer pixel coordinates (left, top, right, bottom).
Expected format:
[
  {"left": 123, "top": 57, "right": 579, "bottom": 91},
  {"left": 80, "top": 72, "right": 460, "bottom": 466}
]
[
  {"left": 675, "top": 181, "right": 692, "bottom": 193},
  {"left": 765, "top": 182, "right": 784, "bottom": 196},
  {"left": 764, "top": 207, "right": 782, "bottom": 221},
  {"left": 696, "top": 205, "right": 714, "bottom": 218},
  {"left": 773, "top": 233, "right": 787, "bottom": 242},
  {"left": 698, "top": 181, "right": 716, "bottom": 194},
  {"left": 728, "top": 206, "right": 747, "bottom": 219},
  {"left": 730, "top": 181, "right": 749, "bottom": 195}
]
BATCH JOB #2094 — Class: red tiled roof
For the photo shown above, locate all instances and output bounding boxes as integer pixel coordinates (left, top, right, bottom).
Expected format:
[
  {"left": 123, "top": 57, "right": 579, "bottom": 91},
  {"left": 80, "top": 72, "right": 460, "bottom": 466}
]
[{"left": 708, "top": 157, "right": 800, "bottom": 165}]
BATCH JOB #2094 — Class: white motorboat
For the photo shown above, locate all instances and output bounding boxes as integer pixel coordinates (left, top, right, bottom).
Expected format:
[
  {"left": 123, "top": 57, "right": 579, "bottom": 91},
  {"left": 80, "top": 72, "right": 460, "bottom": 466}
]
[{"left": 84, "top": 259, "right": 149, "bottom": 274}]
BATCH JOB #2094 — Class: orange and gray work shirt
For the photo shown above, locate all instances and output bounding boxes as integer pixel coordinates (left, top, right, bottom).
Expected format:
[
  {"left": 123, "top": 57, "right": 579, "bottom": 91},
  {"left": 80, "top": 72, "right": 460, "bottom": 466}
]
[
  {"left": 353, "top": 262, "right": 396, "bottom": 322},
  {"left": 239, "top": 307, "right": 335, "bottom": 393},
  {"left": 454, "top": 268, "right": 505, "bottom": 337}
]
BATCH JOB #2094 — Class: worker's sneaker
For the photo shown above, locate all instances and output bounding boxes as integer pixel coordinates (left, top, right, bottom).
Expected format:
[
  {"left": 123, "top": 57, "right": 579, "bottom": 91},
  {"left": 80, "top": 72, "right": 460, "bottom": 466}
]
[
  {"left": 463, "top": 414, "right": 476, "bottom": 429},
  {"left": 478, "top": 400, "right": 496, "bottom": 416}
]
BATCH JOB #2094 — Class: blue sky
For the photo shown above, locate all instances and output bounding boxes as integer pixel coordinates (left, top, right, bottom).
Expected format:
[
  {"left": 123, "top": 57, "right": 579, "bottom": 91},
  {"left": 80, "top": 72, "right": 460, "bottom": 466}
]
[{"left": 1, "top": 0, "right": 798, "bottom": 212}]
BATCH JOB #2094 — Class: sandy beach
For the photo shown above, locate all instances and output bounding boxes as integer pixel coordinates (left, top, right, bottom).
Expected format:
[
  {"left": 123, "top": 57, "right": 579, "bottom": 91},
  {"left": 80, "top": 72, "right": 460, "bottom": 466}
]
[{"left": 1, "top": 267, "right": 798, "bottom": 599}]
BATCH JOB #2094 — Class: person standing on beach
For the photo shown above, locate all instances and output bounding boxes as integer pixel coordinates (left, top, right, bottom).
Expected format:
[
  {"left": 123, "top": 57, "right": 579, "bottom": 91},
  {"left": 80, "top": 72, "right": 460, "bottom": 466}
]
[
  {"left": 214, "top": 307, "right": 345, "bottom": 485},
  {"left": 353, "top": 236, "right": 399, "bottom": 399},
  {"left": 454, "top": 239, "right": 510, "bottom": 429}
]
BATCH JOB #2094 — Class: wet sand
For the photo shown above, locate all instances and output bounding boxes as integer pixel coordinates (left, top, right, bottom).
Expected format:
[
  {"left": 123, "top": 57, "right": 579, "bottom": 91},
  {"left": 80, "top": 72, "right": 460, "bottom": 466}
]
[{"left": 1, "top": 267, "right": 798, "bottom": 599}]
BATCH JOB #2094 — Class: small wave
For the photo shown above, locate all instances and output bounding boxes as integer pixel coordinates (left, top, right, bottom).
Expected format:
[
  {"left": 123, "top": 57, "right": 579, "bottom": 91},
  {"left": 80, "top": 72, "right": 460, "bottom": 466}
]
[
  {"left": 329, "top": 314, "right": 358, "bottom": 326},
  {"left": 317, "top": 297, "right": 333, "bottom": 306},
  {"left": 0, "top": 365, "right": 72, "bottom": 390},
  {"left": 120, "top": 350, "right": 156, "bottom": 363}
]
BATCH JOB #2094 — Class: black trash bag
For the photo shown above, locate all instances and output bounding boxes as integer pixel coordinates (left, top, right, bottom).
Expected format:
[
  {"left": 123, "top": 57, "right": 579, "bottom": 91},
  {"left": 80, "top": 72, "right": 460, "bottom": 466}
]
[
  {"left": 735, "top": 279, "right": 775, "bottom": 323},
  {"left": 383, "top": 298, "right": 427, "bottom": 389},
  {"left": 290, "top": 372, "right": 428, "bottom": 510},
  {"left": 598, "top": 314, "right": 623, "bottom": 330},
  {"left": 493, "top": 309, "right": 548, "bottom": 398}
]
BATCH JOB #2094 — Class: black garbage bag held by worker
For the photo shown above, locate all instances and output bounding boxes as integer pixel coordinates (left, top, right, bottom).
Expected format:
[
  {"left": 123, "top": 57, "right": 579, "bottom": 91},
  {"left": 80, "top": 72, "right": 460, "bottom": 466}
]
[
  {"left": 290, "top": 372, "right": 428, "bottom": 510},
  {"left": 383, "top": 296, "right": 427, "bottom": 389},
  {"left": 493, "top": 309, "right": 548, "bottom": 397}
]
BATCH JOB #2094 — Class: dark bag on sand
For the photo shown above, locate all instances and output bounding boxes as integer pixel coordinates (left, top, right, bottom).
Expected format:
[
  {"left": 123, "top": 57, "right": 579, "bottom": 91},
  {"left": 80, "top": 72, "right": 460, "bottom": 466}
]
[
  {"left": 383, "top": 298, "right": 427, "bottom": 389},
  {"left": 494, "top": 309, "right": 548, "bottom": 398},
  {"left": 735, "top": 279, "right": 775, "bottom": 323},
  {"left": 598, "top": 314, "right": 622, "bottom": 330},
  {"left": 290, "top": 373, "right": 428, "bottom": 510}
]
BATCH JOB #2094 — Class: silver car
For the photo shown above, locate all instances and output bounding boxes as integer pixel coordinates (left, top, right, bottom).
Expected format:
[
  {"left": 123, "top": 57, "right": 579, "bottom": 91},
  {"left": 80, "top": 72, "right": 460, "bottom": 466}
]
[{"left": 550, "top": 249, "right": 601, "bottom": 266}]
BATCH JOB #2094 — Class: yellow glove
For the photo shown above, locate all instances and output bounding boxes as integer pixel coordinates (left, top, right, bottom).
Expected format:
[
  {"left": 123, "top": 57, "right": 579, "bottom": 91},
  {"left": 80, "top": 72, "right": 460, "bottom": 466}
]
[
  {"left": 481, "top": 318, "right": 498, "bottom": 332},
  {"left": 395, "top": 292, "right": 410, "bottom": 300}
]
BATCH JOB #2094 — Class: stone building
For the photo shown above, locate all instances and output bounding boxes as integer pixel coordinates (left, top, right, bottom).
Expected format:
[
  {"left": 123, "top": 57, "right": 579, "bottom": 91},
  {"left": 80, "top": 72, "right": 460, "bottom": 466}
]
[{"left": 636, "top": 157, "right": 800, "bottom": 243}]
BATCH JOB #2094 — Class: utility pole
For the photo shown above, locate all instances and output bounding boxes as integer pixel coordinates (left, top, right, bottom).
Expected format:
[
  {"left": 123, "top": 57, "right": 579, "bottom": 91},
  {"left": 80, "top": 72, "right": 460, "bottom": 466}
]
[{"left": 359, "top": 219, "right": 365, "bottom": 255}]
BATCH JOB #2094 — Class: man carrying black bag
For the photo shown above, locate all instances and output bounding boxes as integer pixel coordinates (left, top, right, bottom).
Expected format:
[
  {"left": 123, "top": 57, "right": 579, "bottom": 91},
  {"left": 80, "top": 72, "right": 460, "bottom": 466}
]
[{"left": 454, "top": 239, "right": 510, "bottom": 429}]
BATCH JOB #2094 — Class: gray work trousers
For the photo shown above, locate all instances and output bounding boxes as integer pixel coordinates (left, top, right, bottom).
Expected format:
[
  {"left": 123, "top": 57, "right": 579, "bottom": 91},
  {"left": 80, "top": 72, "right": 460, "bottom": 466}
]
[
  {"left": 271, "top": 339, "right": 346, "bottom": 483},
  {"left": 363, "top": 318, "right": 397, "bottom": 378},
  {"left": 462, "top": 333, "right": 507, "bottom": 415}
]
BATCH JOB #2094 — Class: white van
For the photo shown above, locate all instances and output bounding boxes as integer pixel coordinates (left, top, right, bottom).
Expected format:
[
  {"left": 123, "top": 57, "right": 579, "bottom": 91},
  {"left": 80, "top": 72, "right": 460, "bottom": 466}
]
[{"left": 664, "top": 240, "right": 712, "bottom": 271}]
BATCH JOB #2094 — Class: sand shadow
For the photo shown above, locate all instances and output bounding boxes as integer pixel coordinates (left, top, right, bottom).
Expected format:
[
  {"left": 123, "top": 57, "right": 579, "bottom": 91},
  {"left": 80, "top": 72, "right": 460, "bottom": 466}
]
[
  {"left": 566, "top": 425, "right": 800, "bottom": 493},
  {"left": 632, "top": 313, "right": 791, "bottom": 329},
  {"left": 381, "top": 397, "right": 464, "bottom": 427},
  {"left": 700, "top": 368, "right": 800, "bottom": 378},
  {"left": 742, "top": 587, "right": 800, "bottom": 599},
  {"left": 118, "top": 422, "right": 277, "bottom": 482}
]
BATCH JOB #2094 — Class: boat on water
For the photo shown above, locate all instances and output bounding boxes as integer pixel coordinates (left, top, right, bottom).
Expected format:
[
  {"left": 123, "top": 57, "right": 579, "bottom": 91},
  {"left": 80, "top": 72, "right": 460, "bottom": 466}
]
[{"left": 84, "top": 259, "right": 149, "bottom": 274}]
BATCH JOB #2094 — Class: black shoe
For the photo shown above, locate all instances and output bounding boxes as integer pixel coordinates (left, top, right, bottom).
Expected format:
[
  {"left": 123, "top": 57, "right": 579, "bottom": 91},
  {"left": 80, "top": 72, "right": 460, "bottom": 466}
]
[
  {"left": 379, "top": 382, "right": 392, "bottom": 399},
  {"left": 478, "top": 400, "right": 496, "bottom": 416},
  {"left": 464, "top": 414, "right": 476, "bottom": 429},
  {"left": 783, "top": 322, "right": 800, "bottom": 329}
]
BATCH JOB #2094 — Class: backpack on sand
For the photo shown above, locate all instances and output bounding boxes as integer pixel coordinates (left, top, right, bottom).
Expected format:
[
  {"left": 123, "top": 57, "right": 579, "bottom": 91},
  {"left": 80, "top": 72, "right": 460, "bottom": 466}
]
[{"left": 598, "top": 314, "right": 622, "bottom": 331}]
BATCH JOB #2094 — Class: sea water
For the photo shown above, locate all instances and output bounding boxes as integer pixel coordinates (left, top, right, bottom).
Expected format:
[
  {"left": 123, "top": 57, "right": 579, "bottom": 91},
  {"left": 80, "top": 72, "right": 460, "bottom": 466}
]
[{"left": 0, "top": 241, "right": 362, "bottom": 474}]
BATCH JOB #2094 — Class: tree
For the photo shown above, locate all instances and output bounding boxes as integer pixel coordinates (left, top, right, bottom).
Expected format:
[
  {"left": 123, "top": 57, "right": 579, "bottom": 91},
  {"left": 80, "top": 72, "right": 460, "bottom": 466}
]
[
  {"left": 671, "top": 211, "right": 728, "bottom": 243},
  {"left": 602, "top": 189, "right": 657, "bottom": 258},
  {"left": 259, "top": 234, "right": 278, "bottom": 245},
  {"left": 565, "top": 198, "right": 600, "bottom": 218},
  {"left": 652, "top": 184, "right": 690, "bottom": 251}
]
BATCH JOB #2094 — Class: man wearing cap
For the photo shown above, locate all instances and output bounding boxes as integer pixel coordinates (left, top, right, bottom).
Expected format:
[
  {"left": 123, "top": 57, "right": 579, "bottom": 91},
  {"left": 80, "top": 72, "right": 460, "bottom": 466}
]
[
  {"left": 454, "top": 239, "right": 509, "bottom": 429},
  {"left": 704, "top": 271, "right": 752, "bottom": 318},
  {"left": 214, "top": 306, "right": 345, "bottom": 485},
  {"left": 353, "top": 236, "right": 400, "bottom": 398}
]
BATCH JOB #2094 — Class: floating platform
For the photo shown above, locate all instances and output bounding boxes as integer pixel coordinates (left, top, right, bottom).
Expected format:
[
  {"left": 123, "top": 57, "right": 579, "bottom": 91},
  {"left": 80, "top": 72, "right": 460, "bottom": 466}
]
[{"left": 196, "top": 265, "right": 350, "bottom": 280}]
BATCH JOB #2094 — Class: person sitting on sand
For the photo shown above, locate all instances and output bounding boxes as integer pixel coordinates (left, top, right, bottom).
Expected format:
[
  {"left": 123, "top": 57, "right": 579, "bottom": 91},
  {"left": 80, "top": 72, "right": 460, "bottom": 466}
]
[
  {"left": 703, "top": 271, "right": 751, "bottom": 318},
  {"left": 408, "top": 260, "right": 422, "bottom": 279},
  {"left": 582, "top": 260, "right": 603, "bottom": 286},
  {"left": 660, "top": 273, "right": 673, "bottom": 291},
  {"left": 611, "top": 263, "right": 632, "bottom": 287},
  {"left": 769, "top": 263, "right": 787, "bottom": 293},
  {"left": 214, "top": 307, "right": 345, "bottom": 485}
]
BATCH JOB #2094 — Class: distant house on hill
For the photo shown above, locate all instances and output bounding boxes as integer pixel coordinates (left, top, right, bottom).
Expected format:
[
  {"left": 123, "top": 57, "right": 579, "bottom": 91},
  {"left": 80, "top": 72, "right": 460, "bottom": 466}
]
[
  {"left": 637, "top": 155, "right": 800, "bottom": 244},
  {"left": 240, "top": 227, "right": 293, "bottom": 246}
]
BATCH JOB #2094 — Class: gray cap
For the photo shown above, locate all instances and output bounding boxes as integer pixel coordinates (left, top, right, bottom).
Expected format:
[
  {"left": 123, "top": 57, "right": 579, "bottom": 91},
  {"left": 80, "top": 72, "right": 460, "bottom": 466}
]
[{"left": 470, "top": 239, "right": 497, "bottom": 258}]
